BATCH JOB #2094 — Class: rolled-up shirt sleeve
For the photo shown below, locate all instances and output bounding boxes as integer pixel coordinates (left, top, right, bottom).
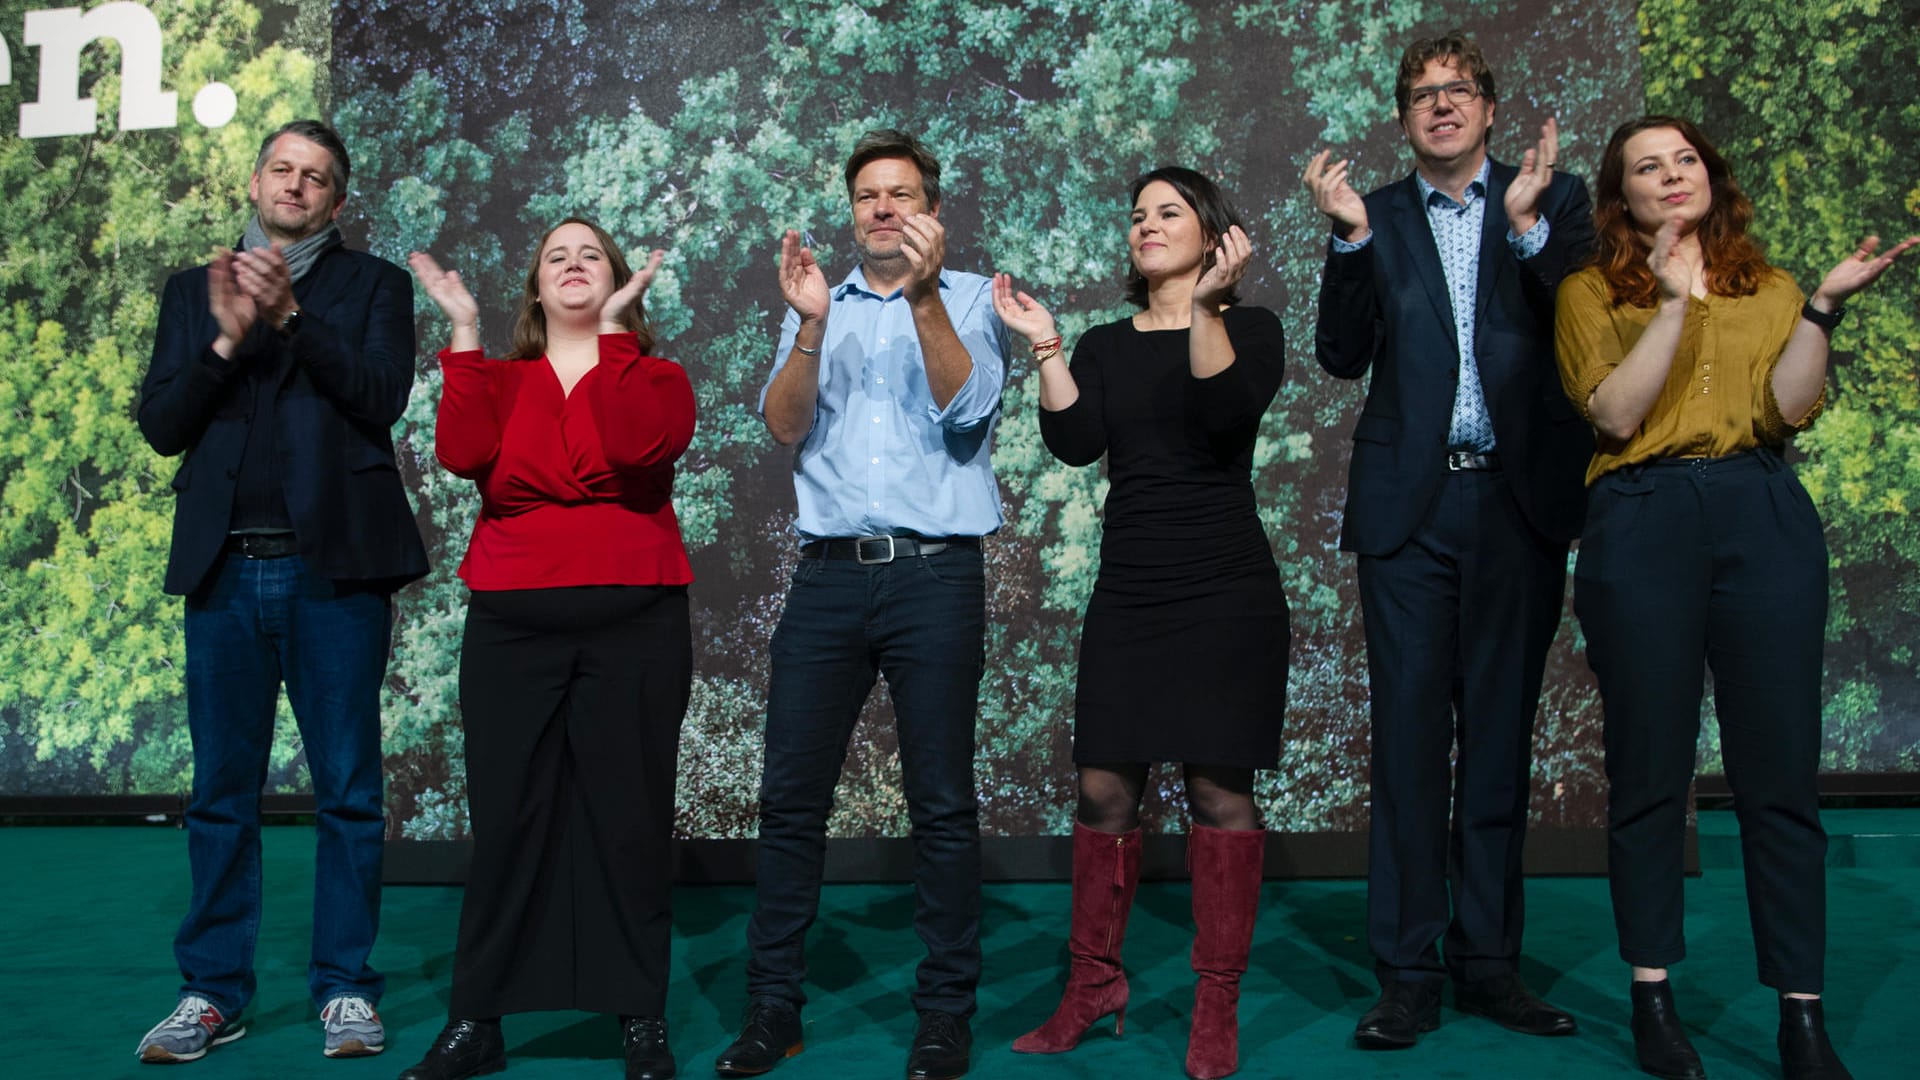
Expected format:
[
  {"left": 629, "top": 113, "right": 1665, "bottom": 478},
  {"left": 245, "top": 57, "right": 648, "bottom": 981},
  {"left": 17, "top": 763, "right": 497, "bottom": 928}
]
[
  {"left": 928, "top": 277, "right": 1007, "bottom": 431},
  {"left": 1554, "top": 269, "right": 1621, "bottom": 424}
]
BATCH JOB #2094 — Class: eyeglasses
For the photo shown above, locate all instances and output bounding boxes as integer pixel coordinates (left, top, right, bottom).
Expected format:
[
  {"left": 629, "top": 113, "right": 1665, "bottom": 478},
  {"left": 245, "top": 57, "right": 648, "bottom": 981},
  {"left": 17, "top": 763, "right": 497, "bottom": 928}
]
[{"left": 1406, "top": 80, "right": 1483, "bottom": 113}]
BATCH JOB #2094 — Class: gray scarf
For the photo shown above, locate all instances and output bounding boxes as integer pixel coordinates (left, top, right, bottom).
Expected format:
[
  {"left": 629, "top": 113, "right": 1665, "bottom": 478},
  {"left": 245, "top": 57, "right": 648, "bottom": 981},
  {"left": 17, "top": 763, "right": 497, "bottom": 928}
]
[{"left": 239, "top": 217, "right": 344, "bottom": 283}]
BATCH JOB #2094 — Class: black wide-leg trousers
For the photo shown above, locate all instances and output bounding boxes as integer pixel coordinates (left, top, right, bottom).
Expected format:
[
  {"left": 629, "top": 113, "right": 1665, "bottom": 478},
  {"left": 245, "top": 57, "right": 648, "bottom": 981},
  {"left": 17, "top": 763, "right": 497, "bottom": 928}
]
[
  {"left": 451, "top": 585, "right": 692, "bottom": 1017},
  {"left": 1574, "top": 449, "right": 1828, "bottom": 992}
]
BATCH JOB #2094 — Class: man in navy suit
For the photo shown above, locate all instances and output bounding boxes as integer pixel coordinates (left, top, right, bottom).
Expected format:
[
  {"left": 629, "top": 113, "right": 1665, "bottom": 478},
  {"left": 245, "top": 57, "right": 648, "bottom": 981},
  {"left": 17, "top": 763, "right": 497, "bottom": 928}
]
[
  {"left": 133, "top": 119, "right": 427, "bottom": 1066},
  {"left": 1304, "top": 30, "right": 1594, "bottom": 1049}
]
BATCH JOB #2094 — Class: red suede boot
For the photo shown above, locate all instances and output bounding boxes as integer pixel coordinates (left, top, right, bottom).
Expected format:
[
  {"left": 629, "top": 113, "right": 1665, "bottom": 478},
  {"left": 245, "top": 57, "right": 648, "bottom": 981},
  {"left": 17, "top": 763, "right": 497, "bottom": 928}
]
[
  {"left": 1012, "top": 822, "right": 1141, "bottom": 1053},
  {"left": 1185, "top": 824, "right": 1265, "bottom": 1079}
]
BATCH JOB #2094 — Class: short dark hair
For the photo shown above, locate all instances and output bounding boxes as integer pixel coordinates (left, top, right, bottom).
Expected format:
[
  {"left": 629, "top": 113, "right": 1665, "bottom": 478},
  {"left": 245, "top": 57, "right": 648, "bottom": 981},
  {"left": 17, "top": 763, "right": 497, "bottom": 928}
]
[
  {"left": 1394, "top": 29, "right": 1497, "bottom": 117},
  {"left": 254, "top": 119, "right": 351, "bottom": 193},
  {"left": 843, "top": 128, "right": 941, "bottom": 208},
  {"left": 1123, "top": 166, "right": 1245, "bottom": 309}
]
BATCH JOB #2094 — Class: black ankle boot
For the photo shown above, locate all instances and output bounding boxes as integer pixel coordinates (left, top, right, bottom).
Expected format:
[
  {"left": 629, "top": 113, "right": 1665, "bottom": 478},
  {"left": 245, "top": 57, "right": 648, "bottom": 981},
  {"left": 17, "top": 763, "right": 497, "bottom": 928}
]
[
  {"left": 1630, "top": 980, "right": 1705, "bottom": 1080},
  {"left": 1778, "top": 997, "right": 1852, "bottom": 1080},
  {"left": 621, "top": 1015, "right": 675, "bottom": 1080},
  {"left": 397, "top": 1018, "right": 505, "bottom": 1080}
]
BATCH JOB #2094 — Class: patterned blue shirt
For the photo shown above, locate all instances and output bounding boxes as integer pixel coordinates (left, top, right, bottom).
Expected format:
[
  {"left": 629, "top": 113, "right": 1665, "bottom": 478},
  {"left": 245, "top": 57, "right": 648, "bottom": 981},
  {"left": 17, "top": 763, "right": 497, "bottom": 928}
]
[
  {"left": 761, "top": 266, "right": 1008, "bottom": 540},
  {"left": 1332, "top": 159, "right": 1548, "bottom": 450}
]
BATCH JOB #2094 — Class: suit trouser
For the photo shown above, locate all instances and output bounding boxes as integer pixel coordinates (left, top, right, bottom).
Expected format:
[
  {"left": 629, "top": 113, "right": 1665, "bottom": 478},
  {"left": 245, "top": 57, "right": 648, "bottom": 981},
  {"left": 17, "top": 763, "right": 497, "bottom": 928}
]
[
  {"left": 1358, "top": 468, "right": 1567, "bottom": 985},
  {"left": 451, "top": 585, "right": 692, "bottom": 1017},
  {"left": 1574, "top": 449, "right": 1828, "bottom": 992}
]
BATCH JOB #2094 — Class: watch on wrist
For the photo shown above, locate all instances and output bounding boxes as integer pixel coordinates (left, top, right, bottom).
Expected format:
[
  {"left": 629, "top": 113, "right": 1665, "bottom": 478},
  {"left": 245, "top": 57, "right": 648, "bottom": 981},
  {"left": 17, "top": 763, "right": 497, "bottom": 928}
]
[
  {"left": 1800, "top": 300, "right": 1843, "bottom": 331},
  {"left": 279, "top": 308, "right": 304, "bottom": 336}
]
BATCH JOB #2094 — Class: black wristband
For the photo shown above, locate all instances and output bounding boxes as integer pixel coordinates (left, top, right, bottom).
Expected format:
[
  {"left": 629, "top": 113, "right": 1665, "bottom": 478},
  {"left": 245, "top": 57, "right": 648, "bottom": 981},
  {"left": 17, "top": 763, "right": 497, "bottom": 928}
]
[{"left": 1800, "top": 300, "right": 1843, "bottom": 331}]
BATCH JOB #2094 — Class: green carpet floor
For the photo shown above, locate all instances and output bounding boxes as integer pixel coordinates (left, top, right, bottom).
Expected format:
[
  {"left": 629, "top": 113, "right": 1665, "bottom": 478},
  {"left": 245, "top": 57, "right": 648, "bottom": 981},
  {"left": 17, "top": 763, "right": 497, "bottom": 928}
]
[{"left": 6, "top": 820, "right": 1914, "bottom": 1079}]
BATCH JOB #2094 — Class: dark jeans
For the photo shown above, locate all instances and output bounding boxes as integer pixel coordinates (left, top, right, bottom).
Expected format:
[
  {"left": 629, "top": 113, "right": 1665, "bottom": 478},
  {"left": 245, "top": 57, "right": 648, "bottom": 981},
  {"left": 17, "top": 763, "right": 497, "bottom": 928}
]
[
  {"left": 177, "top": 552, "right": 392, "bottom": 1013},
  {"left": 1357, "top": 469, "right": 1568, "bottom": 986},
  {"left": 1575, "top": 450, "right": 1829, "bottom": 992},
  {"left": 745, "top": 544, "right": 986, "bottom": 1017}
]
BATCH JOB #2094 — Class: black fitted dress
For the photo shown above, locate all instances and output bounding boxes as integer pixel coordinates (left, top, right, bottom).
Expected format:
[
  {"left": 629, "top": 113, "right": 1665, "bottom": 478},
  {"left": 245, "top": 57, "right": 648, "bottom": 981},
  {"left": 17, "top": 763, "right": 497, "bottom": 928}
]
[{"left": 1040, "top": 305, "right": 1290, "bottom": 768}]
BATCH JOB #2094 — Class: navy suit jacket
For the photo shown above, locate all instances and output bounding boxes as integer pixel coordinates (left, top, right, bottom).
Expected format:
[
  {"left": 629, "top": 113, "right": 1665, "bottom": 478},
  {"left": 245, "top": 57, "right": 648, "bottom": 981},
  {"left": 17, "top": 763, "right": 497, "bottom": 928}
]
[
  {"left": 1315, "top": 160, "right": 1595, "bottom": 555},
  {"left": 139, "top": 245, "right": 429, "bottom": 595}
]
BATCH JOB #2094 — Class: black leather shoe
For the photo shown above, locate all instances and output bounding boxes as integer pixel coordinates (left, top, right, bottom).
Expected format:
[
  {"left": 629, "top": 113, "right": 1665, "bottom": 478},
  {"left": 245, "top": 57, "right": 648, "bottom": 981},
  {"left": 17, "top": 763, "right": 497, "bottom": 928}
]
[
  {"left": 1454, "top": 972, "right": 1578, "bottom": 1036},
  {"left": 906, "top": 1010, "right": 970, "bottom": 1080},
  {"left": 714, "top": 1000, "right": 803, "bottom": 1077},
  {"left": 396, "top": 1019, "right": 506, "bottom": 1080},
  {"left": 1778, "top": 997, "right": 1853, "bottom": 1080},
  {"left": 622, "top": 1015, "right": 676, "bottom": 1080},
  {"left": 1354, "top": 980, "right": 1441, "bottom": 1050},
  {"left": 1630, "top": 980, "right": 1706, "bottom": 1079}
]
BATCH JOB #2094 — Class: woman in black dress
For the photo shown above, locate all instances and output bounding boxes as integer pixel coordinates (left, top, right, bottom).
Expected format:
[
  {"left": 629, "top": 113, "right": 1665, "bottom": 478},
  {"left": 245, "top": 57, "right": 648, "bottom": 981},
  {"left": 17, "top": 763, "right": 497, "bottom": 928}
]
[{"left": 995, "top": 167, "right": 1288, "bottom": 1080}]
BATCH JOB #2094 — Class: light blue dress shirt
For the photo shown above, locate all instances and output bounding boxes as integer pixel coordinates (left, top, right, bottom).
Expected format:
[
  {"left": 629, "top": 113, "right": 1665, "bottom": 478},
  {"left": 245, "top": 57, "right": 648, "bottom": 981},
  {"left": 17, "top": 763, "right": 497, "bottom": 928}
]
[
  {"left": 761, "top": 266, "right": 1008, "bottom": 540},
  {"left": 1332, "top": 159, "right": 1548, "bottom": 451}
]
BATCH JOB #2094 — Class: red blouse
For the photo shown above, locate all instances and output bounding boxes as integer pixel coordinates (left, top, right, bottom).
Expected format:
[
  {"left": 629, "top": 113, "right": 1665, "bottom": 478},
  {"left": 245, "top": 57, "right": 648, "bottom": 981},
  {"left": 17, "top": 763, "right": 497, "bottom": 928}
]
[{"left": 435, "top": 333, "right": 695, "bottom": 590}]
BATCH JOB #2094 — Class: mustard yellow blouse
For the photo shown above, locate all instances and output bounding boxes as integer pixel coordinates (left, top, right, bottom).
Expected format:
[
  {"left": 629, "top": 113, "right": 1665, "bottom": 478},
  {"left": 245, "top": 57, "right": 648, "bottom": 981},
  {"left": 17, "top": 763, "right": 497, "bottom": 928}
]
[{"left": 1554, "top": 266, "right": 1824, "bottom": 484}]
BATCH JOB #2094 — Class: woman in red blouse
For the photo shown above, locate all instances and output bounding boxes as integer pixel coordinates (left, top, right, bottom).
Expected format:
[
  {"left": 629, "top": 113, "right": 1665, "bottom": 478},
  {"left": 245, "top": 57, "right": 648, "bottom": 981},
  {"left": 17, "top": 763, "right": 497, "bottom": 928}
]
[{"left": 400, "top": 218, "right": 696, "bottom": 1080}]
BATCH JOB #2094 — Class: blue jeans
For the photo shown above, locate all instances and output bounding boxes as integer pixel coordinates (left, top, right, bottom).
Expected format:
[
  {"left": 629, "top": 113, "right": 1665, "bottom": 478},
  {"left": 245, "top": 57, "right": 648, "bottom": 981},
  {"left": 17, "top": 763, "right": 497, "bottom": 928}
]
[
  {"left": 176, "top": 552, "right": 392, "bottom": 1013},
  {"left": 745, "top": 545, "right": 986, "bottom": 1017}
]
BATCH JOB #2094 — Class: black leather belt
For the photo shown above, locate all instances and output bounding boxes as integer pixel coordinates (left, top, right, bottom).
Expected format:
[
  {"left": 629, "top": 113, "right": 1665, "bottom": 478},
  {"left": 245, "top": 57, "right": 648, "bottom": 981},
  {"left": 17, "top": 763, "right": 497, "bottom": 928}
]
[
  {"left": 225, "top": 532, "right": 300, "bottom": 559},
  {"left": 1446, "top": 450, "right": 1500, "bottom": 472},
  {"left": 799, "top": 535, "right": 978, "bottom": 564}
]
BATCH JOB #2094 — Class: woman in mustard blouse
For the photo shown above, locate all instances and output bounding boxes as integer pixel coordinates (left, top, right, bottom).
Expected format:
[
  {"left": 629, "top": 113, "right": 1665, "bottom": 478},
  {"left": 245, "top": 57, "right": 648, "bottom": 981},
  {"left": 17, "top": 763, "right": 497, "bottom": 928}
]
[{"left": 1555, "top": 115, "right": 1914, "bottom": 1080}]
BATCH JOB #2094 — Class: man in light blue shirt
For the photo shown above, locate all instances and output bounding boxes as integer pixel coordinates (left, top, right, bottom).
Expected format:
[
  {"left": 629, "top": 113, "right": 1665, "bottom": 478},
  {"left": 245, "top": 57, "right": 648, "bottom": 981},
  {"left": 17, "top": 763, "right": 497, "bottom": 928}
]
[{"left": 717, "top": 129, "right": 1006, "bottom": 1080}]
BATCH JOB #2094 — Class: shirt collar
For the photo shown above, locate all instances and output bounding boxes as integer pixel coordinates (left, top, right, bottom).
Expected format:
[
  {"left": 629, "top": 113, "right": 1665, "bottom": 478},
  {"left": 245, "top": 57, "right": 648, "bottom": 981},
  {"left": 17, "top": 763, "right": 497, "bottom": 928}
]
[
  {"left": 1415, "top": 157, "right": 1491, "bottom": 209},
  {"left": 834, "top": 263, "right": 952, "bottom": 300}
]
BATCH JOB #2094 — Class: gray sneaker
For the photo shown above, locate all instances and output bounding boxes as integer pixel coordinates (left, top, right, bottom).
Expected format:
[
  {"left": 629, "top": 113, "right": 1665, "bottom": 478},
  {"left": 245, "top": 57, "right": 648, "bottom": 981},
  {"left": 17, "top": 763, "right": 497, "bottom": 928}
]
[
  {"left": 135, "top": 995, "right": 246, "bottom": 1063},
  {"left": 319, "top": 995, "right": 385, "bottom": 1058}
]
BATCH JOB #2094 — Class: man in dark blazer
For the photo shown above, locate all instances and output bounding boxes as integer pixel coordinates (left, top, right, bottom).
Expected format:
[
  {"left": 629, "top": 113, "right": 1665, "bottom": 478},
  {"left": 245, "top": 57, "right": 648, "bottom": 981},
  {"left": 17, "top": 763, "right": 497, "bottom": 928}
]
[
  {"left": 133, "top": 119, "right": 427, "bottom": 1066},
  {"left": 1304, "top": 31, "right": 1594, "bottom": 1049}
]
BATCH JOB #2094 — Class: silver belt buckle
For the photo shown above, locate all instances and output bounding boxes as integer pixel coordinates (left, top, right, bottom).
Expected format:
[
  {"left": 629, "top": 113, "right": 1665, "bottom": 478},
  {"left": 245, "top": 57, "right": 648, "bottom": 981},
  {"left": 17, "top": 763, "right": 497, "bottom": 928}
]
[{"left": 855, "top": 535, "right": 898, "bottom": 564}]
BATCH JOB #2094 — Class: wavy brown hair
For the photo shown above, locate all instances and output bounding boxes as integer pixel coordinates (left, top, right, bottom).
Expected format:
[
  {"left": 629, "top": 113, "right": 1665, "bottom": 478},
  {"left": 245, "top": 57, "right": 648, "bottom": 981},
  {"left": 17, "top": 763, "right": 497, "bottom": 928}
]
[
  {"left": 1589, "top": 116, "right": 1771, "bottom": 308},
  {"left": 507, "top": 217, "right": 655, "bottom": 359}
]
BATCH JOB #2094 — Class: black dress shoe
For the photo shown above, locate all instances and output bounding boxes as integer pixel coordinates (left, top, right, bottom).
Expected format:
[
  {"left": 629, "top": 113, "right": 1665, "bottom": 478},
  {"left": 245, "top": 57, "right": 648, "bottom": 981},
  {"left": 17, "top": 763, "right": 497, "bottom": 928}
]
[
  {"left": 714, "top": 1000, "right": 803, "bottom": 1077},
  {"left": 622, "top": 1015, "right": 676, "bottom": 1080},
  {"left": 1454, "top": 972, "right": 1578, "bottom": 1036},
  {"left": 906, "top": 1010, "right": 970, "bottom": 1080},
  {"left": 1630, "top": 980, "right": 1706, "bottom": 1080},
  {"left": 397, "top": 1019, "right": 506, "bottom": 1080},
  {"left": 1354, "top": 980, "right": 1441, "bottom": 1050},
  {"left": 1778, "top": 997, "right": 1853, "bottom": 1080}
]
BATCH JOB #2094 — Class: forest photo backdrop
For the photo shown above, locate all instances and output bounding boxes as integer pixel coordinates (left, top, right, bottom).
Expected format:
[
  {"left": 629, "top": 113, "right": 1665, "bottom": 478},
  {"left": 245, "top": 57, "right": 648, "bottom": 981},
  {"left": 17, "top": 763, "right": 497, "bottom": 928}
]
[{"left": 2, "top": 0, "right": 1915, "bottom": 842}]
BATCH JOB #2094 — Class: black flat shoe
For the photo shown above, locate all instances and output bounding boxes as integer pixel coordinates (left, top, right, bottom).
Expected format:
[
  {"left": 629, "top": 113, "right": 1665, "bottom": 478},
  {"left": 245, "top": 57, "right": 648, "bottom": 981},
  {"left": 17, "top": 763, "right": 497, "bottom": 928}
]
[
  {"left": 1354, "top": 980, "right": 1441, "bottom": 1050},
  {"left": 1778, "top": 997, "right": 1852, "bottom": 1080},
  {"left": 396, "top": 1019, "right": 506, "bottom": 1080},
  {"left": 1630, "top": 980, "right": 1706, "bottom": 1080},
  {"left": 714, "top": 1000, "right": 803, "bottom": 1077},
  {"left": 905, "top": 1010, "right": 970, "bottom": 1080},
  {"left": 621, "top": 1015, "right": 675, "bottom": 1080},
  {"left": 1454, "top": 972, "right": 1578, "bottom": 1036}
]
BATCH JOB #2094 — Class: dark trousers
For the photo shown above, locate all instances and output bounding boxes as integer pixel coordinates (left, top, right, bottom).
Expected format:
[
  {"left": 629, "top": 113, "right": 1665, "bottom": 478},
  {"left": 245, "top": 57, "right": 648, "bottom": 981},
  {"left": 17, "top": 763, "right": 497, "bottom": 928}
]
[
  {"left": 1574, "top": 450, "right": 1828, "bottom": 992},
  {"left": 1357, "top": 469, "right": 1568, "bottom": 985},
  {"left": 451, "top": 585, "right": 691, "bottom": 1018},
  {"left": 178, "top": 553, "right": 392, "bottom": 1013},
  {"left": 745, "top": 545, "right": 986, "bottom": 1017}
]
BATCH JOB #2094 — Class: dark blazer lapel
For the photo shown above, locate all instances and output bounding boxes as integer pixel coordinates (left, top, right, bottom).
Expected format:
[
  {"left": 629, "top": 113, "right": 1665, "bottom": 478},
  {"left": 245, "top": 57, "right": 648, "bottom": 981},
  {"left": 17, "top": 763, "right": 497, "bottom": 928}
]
[
  {"left": 1388, "top": 175, "right": 1457, "bottom": 342},
  {"left": 1475, "top": 159, "right": 1515, "bottom": 331},
  {"left": 276, "top": 247, "right": 362, "bottom": 391},
  {"left": 293, "top": 246, "right": 361, "bottom": 324}
]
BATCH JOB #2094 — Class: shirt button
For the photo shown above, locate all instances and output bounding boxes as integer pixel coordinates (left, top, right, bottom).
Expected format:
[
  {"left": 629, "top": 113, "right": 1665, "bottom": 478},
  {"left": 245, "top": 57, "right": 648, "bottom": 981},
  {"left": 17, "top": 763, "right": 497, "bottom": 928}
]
[
  {"left": 876, "top": 377, "right": 885, "bottom": 384},
  {"left": 879, "top": 337, "right": 889, "bottom": 346},
  {"left": 872, "top": 416, "right": 881, "bottom": 423},
  {"left": 871, "top": 457, "right": 879, "bottom": 464},
  {"left": 871, "top": 501, "right": 880, "bottom": 509}
]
